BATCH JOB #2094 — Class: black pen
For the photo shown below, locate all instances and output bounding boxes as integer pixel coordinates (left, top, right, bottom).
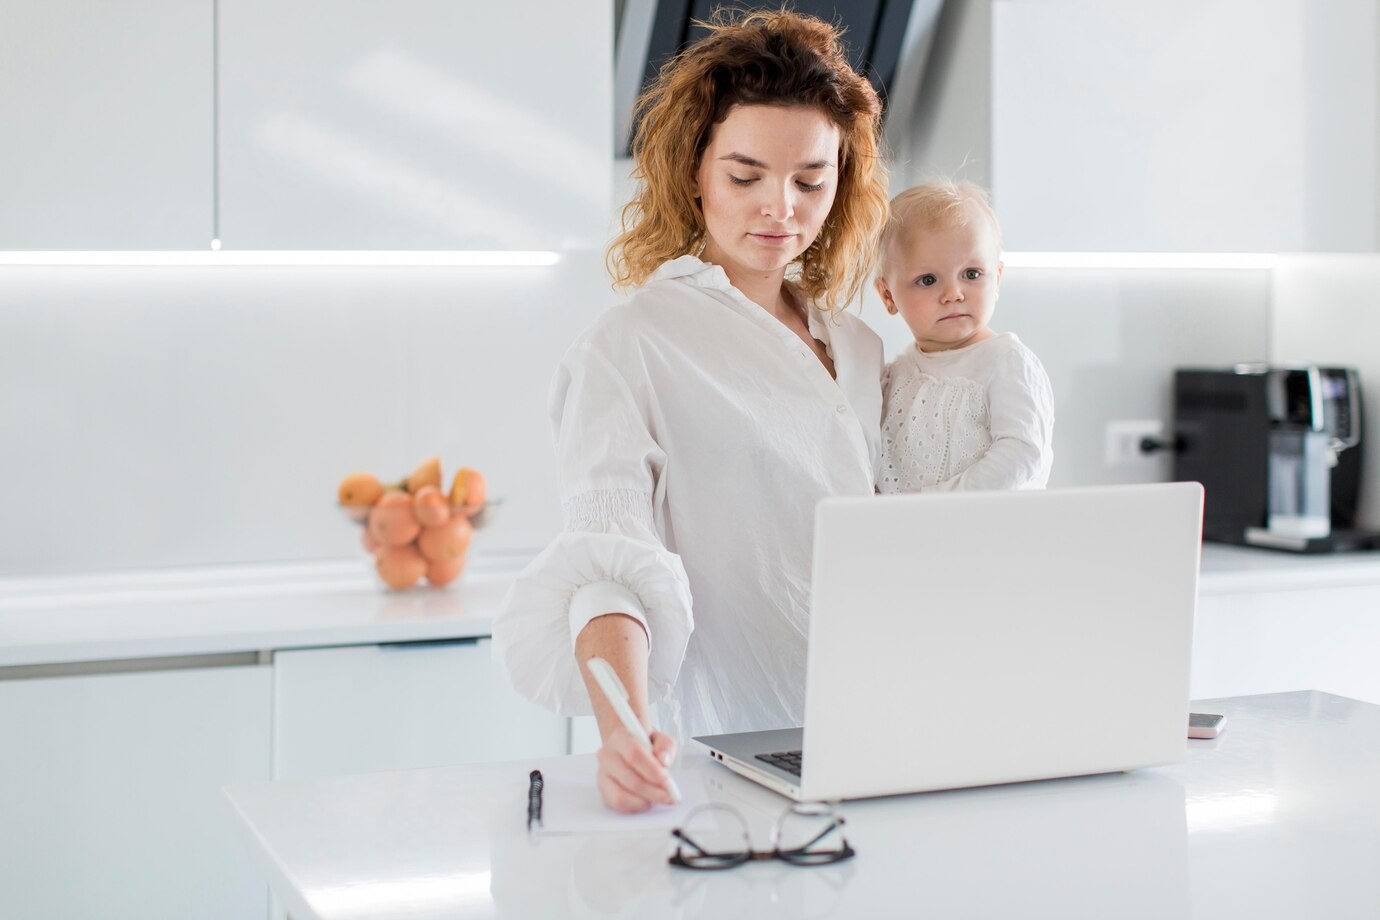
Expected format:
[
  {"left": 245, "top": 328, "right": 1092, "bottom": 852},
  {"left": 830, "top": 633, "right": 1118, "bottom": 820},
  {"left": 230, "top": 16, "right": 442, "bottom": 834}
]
[{"left": 527, "top": 769, "right": 544, "bottom": 831}]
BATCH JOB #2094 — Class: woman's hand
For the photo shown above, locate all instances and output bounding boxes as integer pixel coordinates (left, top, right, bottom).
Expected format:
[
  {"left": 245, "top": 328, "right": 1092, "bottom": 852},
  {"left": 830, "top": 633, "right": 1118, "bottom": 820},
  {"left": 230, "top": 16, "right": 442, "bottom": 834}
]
[{"left": 595, "top": 726, "right": 679, "bottom": 813}]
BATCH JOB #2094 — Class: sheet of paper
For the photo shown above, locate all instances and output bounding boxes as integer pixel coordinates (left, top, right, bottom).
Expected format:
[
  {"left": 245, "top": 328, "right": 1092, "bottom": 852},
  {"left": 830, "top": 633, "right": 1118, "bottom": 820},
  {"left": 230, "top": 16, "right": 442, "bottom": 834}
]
[{"left": 534, "top": 761, "right": 706, "bottom": 835}]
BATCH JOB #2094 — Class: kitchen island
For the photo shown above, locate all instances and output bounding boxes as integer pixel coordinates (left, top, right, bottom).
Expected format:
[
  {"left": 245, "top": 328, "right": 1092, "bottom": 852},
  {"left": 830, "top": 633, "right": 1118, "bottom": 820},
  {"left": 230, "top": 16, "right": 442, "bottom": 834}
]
[
  {"left": 223, "top": 690, "right": 1380, "bottom": 919},
  {"left": 4, "top": 546, "right": 1380, "bottom": 919}
]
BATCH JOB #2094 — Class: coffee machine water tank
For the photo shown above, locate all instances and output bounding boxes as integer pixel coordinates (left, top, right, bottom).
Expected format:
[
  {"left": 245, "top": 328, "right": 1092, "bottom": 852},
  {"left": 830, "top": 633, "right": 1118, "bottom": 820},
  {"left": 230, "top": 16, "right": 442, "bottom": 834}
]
[{"left": 1261, "top": 367, "right": 1334, "bottom": 540}]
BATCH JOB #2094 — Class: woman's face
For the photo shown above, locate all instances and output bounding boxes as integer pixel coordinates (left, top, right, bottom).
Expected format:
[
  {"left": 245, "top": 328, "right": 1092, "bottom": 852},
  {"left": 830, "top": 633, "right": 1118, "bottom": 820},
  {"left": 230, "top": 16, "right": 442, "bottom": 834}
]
[{"left": 693, "top": 104, "right": 841, "bottom": 282}]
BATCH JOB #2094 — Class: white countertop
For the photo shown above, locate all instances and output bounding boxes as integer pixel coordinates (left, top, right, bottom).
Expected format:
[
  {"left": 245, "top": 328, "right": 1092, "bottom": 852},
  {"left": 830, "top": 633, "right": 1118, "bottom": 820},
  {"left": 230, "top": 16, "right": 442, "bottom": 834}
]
[
  {"left": 222, "top": 691, "right": 1380, "bottom": 919},
  {"left": 1197, "top": 542, "right": 1380, "bottom": 595},
  {"left": 0, "top": 555, "right": 528, "bottom": 669},
  {"left": 3, "top": 543, "right": 1379, "bottom": 670}
]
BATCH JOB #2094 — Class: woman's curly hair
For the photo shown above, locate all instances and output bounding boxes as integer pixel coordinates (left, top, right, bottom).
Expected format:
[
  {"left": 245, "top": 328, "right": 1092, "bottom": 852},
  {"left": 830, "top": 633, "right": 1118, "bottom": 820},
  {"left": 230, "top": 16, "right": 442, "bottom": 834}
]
[{"left": 608, "top": 8, "right": 890, "bottom": 313}]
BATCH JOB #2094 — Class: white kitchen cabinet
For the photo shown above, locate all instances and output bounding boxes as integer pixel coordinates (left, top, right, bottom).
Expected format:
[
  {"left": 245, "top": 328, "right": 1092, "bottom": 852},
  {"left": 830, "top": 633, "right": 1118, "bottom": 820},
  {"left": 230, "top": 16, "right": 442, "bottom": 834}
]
[
  {"left": 216, "top": 0, "right": 612, "bottom": 250},
  {"left": 273, "top": 639, "right": 567, "bottom": 780},
  {"left": 0, "top": 1, "right": 213, "bottom": 249},
  {"left": 1192, "top": 583, "right": 1380, "bottom": 706},
  {"left": 0, "top": 662, "right": 272, "bottom": 920},
  {"left": 990, "top": 0, "right": 1379, "bottom": 252}
]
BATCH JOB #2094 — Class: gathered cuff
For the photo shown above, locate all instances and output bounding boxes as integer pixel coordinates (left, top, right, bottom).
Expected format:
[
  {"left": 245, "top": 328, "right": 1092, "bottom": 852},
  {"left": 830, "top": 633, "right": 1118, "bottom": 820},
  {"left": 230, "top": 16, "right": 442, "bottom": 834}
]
[
  {"left": 569, "top": 581, "right": 650, "bottom": 650},
  {"left": 491, "top": 532, "right": 694, "bottom": 717}
]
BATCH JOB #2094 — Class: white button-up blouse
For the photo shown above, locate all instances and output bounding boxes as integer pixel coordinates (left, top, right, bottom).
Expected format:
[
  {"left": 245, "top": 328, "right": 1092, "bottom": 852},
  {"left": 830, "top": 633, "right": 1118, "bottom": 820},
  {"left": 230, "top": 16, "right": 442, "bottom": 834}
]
[{"left": 492, "top": 256, "right": 883, "bottom": 737}]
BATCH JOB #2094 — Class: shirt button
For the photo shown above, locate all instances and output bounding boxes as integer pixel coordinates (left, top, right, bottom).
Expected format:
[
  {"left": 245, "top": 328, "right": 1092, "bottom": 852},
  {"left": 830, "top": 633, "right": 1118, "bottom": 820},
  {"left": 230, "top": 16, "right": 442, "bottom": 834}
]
[{"left": 836, "top": 404, "right": 847, "bottom": 414}]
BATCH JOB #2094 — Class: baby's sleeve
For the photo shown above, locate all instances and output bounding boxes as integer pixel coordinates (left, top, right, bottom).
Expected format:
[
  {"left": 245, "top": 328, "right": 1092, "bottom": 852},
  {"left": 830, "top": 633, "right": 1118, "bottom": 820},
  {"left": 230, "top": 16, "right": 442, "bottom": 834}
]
[
  {"left": 491, "top": 338, "right": 695, "bottom": 716},
  {"left": 927, "top": 346, "right": 1055, "bottom": 492}
]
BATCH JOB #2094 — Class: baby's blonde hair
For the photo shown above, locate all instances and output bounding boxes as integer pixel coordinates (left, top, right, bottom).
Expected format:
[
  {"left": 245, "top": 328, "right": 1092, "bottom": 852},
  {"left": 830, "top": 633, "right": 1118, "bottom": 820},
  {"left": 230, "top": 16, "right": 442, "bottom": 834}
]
[{"left": 878, "top": 181, "right": 1002, "bottom": 275}]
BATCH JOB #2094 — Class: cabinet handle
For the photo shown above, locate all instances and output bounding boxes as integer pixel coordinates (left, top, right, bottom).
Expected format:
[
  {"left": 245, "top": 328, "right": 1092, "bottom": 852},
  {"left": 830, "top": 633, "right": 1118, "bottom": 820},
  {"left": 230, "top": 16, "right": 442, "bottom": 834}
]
[{"left": 377, "top": 636, "right": 486, "bottom": 651}]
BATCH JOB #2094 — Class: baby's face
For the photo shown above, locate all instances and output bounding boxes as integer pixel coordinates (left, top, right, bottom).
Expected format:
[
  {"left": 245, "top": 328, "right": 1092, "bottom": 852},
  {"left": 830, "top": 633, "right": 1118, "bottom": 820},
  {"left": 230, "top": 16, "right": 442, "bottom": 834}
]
[{"left": 875, "top": 220, "right": 1002, "bottom": 352}]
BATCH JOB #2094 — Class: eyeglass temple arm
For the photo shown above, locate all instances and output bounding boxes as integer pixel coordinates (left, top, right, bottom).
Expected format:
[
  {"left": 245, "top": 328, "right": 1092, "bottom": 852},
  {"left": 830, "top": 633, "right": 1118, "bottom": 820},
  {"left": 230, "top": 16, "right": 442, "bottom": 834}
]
[{"left": 779, "top": 817, "right": 846, "bottom": 854}]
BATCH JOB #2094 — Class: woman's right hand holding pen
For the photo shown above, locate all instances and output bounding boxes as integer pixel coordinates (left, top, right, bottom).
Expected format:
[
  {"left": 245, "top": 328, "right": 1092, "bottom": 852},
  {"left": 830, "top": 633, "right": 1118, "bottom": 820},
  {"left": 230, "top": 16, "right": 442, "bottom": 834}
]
[
  {"left": 576, "top": 613, "right": 680, "bottom": 813},
  {"left": 596, "top": 726, "right": 679, "bottom": 813}
]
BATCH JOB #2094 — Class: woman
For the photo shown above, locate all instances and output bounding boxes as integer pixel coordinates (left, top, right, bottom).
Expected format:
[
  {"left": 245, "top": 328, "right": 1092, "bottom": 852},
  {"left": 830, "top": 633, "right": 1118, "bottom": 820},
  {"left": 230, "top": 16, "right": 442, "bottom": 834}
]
[{"left": 493, "top": 10, "right": 889, "bottom": 812}]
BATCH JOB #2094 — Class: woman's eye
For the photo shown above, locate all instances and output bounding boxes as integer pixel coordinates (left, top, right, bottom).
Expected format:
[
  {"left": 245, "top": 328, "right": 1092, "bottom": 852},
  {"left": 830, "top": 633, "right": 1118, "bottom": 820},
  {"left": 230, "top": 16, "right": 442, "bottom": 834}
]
[
  {"left": 963, "top": 268, "right": 983, "bottom": 280},
  {"left": 917, "top": 274, "right": 937, "bottom": 287},
  {"left": 729, "top": 175, "right": 756, "bottom": 186},
  {"left": 797, "top": 180, "right": 826, "bottom": 192}
]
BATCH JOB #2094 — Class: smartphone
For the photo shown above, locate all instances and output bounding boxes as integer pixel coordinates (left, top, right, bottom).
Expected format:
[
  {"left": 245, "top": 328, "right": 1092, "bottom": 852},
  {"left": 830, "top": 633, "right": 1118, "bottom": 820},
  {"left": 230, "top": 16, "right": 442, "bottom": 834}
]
[{"left": 1188, "top": 712, "right": 1226, "bottom": 739}]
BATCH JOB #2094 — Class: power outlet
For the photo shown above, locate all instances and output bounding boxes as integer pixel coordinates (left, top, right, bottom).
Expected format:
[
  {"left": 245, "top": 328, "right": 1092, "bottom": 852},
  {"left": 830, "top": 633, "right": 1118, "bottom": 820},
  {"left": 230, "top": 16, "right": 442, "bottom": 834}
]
[{"left": 1105, "top": 419, "right": 1165, "bottom": 466}]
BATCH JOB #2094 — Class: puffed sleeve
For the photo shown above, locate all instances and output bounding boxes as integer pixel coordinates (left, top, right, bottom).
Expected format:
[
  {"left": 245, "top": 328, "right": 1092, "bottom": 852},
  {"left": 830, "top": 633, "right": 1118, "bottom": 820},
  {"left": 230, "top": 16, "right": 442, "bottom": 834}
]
[
  {"left": 491, "top": 336, "right": 695, "bottom": 716},
  {"left": 926, "top": 347, "right": 1055, "bottom": 492}
]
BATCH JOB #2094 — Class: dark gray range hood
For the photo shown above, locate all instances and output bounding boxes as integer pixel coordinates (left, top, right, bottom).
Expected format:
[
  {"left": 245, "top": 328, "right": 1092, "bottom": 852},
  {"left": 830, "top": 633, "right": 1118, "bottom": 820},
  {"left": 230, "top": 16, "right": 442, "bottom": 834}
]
[{"left": 614, "top": 0, "right": 945, "bottom": 157}]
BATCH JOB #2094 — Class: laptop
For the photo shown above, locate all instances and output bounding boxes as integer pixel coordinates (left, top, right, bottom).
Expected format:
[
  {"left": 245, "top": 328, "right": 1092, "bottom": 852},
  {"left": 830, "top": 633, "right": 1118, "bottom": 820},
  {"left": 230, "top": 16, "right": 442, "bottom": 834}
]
[{"left": 695, "top": 482, "right": 1204, "bottom": 801}]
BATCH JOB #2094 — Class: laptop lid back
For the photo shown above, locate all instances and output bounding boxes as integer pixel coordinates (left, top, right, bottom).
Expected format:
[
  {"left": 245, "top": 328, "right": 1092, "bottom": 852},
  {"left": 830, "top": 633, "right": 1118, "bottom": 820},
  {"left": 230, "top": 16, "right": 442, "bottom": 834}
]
[{"left": 799, "top": 483, "right": 1203, "bottom": 801}]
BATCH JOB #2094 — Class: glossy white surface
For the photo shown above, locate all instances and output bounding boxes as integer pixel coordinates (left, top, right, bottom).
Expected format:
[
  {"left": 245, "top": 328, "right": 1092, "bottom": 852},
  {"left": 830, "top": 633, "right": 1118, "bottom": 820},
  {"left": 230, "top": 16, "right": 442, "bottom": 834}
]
[
  {"left": 4, "top": 545, "right": 1380, "bottom": 670},
  {"left": 1, "top": 665, "right": 271, "bottom": 919},
  {"left": 0, "top": 0, "right": 212, "bottom": 248},
  {"left": 217, "top": 0, "right": 611, "bottom": 249},
  {"left": 224, "top": 691, "right": 1380, "bottom": 919},
  {"left": 1198, "top": 543, "right": 1380, "bottom": 595},
  {"left": 0, "top": 560, "right": 516, "bottom": 668}
]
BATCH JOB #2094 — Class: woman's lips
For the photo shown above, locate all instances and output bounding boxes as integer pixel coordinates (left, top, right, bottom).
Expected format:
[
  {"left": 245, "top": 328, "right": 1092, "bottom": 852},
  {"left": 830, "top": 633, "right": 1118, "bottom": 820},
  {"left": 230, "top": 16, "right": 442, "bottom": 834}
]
[{"left": 749, "top": 232, "right": 795, "bottom": 245}]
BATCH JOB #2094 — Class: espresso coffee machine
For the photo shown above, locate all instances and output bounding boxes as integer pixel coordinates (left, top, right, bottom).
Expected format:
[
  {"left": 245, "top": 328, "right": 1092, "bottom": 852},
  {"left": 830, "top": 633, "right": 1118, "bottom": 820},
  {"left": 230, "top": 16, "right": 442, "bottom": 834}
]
[{"left": 1173, "top": 365, "right": 1379, "bottom": 552}]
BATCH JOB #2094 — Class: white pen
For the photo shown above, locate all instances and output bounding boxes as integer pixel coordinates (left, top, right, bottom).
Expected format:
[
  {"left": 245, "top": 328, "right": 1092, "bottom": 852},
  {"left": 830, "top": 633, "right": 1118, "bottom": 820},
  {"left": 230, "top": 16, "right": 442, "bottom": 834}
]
[{"left": 585, "top": 657, "right": 683, "bottom": 803}]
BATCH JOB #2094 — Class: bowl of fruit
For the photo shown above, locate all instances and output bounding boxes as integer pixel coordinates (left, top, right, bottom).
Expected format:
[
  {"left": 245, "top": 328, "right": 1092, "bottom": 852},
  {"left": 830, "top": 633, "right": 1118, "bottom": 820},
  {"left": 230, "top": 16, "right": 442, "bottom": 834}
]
[{"left": 337, "top": 457, "right": 493, "bottom": 591}]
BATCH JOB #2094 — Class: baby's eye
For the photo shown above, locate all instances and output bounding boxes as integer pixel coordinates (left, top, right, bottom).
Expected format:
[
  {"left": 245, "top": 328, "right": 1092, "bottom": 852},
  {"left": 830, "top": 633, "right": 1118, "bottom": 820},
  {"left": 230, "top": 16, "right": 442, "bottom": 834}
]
[
  {"left": 963, "top": 268, "right": 983, "bottom": 280},
  {"left": 916, "top": 274, "right": 937, "bottom": 287}
]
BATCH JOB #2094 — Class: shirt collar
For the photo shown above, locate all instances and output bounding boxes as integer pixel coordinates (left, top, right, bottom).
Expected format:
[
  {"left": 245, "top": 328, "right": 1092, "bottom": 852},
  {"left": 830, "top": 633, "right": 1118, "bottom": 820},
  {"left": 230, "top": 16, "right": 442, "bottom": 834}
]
[
  {"left": 649, "top": 255, "right": 730, "bottom": 287},
  {"left": 652, "top": 256, "right": 842, "bottom": 334}
]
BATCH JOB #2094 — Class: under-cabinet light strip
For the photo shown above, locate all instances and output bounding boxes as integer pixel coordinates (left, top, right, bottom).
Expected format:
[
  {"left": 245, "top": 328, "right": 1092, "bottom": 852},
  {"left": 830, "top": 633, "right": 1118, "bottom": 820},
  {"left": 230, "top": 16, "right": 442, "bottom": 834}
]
[
  {"left": 0, "top": 250, "right": 562, "bottom": 267},
  {"left": 1002, "top": 252, "right": 1278, "bottom": 269}
]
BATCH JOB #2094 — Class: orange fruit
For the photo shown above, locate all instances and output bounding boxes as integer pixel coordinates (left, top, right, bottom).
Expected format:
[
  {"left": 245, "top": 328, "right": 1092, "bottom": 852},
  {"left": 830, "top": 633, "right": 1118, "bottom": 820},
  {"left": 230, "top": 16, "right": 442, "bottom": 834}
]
[
  {"left": 413, "top": 485, "right": 450, "bottom": 527},
  {"left": 425, "top": 554, "right": 466, "bottom": 588},
  {"left": 448, "top": 467, "right": 487, "bottom": 513},
  {"left": 361, "top": 526, "right": 382, "bottom": 557},
  {"left": 406, "top": 456, "right": 442, "bottom": 494},
  {"left": 338, "top": 472, "right": 384, "bottom": 519},
  {"left": 376, "top": 544, "right": 426, "bottom": 590},
  {"left": 368, "top": 490, "right": 421, "bottom": 547},
  {"left": 418, "top": 514, "right": 473, "bottom": 563}
]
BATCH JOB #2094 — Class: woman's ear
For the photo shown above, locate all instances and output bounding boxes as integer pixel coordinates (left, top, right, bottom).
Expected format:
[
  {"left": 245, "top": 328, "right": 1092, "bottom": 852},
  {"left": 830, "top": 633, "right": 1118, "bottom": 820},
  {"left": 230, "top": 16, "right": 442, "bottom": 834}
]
[{"left": 874, "top": 277, "right": 898, "bottom": 315}]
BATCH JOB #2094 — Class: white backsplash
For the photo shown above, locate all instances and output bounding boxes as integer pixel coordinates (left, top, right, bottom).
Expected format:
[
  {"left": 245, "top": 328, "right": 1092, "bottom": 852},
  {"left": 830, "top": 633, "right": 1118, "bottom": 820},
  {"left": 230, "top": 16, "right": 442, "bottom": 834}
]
[
  {"left": 1, "top": 258, "right": 1272, "bottom": 577},
  {"left": 0, "top": 256, "right": 612, "bottom": 576}
]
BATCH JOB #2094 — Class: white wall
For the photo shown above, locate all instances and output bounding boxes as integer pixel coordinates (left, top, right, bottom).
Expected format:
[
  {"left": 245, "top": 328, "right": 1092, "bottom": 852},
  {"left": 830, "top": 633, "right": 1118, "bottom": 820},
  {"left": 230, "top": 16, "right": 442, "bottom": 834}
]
[{"left": 1271, "top": 254, "right": 1380, "bottom": 531}]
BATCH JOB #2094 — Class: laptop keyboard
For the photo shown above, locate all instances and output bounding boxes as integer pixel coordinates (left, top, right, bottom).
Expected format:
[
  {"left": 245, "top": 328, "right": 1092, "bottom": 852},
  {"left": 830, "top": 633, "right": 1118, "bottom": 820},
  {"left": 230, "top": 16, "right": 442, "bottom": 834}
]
[{"left": 754, "top": 749, "right": 803, "bottom": 776}]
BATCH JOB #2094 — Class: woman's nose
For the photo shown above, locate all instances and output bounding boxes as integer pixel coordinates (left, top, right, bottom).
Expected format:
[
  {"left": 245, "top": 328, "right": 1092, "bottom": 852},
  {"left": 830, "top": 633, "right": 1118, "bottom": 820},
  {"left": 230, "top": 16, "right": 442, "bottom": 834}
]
[{"left": 760, "top": 184, "right": 794, "bottom": 221}]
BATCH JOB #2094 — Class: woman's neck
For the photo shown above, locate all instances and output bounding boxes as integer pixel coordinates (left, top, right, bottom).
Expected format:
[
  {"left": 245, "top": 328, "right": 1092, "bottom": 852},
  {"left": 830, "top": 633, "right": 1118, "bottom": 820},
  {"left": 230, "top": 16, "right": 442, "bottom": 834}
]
[{"left": 701, "top": 253, "right": 796, "bottom": 324}]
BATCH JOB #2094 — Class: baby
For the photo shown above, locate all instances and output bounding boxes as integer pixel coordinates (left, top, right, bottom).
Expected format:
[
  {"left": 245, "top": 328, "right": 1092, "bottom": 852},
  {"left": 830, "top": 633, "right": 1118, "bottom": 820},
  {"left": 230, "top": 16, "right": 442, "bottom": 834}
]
[{"left": 874, "top": 181, "right": 1054, "bottom": 493}]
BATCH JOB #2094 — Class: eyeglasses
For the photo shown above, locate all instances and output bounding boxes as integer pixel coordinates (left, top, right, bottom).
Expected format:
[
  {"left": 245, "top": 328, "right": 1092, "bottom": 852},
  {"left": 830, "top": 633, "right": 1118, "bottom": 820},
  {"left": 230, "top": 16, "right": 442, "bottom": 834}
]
[{"left": 669, "top": 802, "right": 856, "bottom": 870}]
